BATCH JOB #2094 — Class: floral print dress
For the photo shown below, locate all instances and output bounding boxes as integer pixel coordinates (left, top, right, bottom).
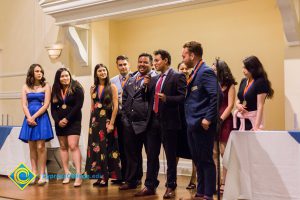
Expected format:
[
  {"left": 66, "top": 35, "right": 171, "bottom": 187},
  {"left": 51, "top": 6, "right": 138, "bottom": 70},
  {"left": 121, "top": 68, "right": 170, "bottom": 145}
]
[{"left": 85, "top": 86, "right": 121, "bottom": 181}]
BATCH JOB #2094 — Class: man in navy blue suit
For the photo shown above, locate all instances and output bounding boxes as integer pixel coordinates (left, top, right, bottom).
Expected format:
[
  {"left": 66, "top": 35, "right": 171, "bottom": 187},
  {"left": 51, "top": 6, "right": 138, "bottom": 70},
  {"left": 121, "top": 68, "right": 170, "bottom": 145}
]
[{"left": 181, "top": 41, "right": 222, "bottom": 200}]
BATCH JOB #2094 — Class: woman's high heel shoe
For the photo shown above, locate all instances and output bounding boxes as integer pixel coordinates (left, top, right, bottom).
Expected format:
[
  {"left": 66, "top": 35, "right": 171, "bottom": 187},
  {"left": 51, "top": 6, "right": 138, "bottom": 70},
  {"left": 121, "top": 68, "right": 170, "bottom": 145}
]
[
  {"left": 74, "top": 178, "right": 82, "bottom": 187},
  {"left": 38, "top": 177, "right": 47, "bottom": 186},
  {"left": 29, "top": 178, "right": 37, "bottom": 185},
  {"left": 62, "top": 173, "right": 72, "bottom": 184},
  {"left": 98, "top": 180, "right": 108, "bottom": 187},
  {"left": 93, "top": 179, "right": 101, "bottom": 186}
]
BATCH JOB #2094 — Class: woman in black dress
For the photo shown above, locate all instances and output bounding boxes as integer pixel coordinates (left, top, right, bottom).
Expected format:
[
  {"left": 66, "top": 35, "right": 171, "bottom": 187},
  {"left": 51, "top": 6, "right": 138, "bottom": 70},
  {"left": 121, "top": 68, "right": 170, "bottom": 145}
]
[
  {"left": 235, "top": 56, "right": 274, "bottom": 130},
  {"left": 51, "top": 68, "right": 84, "bottom": 187},
  {"left": 85, "top": 64, "right": 121, "bottom": 187},
  {"left": 176, "top": 62, "right": 197, "bottom": 189}
]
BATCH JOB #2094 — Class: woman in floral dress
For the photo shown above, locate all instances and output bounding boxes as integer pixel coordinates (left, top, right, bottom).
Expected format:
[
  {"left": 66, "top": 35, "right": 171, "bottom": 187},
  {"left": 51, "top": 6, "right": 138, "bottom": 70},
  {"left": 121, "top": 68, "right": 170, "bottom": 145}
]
[{"left": 85, "top": 63, "right": 121, "bottom": 187}]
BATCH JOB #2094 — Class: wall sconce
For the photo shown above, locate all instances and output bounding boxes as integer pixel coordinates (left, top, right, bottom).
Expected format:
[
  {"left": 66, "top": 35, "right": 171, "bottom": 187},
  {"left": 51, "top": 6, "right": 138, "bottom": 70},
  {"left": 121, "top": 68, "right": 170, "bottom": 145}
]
[{"left": 45, "top": 43, "right": 63, "bottom": 59}]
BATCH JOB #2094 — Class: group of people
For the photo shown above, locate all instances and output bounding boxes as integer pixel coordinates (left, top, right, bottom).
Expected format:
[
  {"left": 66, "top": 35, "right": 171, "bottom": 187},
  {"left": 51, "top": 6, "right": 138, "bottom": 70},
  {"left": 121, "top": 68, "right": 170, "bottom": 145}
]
[{"left": 19, "top": 41, "right": 274, "bottom": 200}]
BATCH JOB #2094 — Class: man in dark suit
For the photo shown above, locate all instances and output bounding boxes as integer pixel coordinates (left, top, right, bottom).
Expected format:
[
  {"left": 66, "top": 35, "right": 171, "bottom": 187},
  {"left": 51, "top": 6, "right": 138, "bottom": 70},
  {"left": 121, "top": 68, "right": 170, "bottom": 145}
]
[
  {"left": 135, "top": 50, "right": 186, "bottom": 199},
  {"left": 119, "top": 53, "right": 157, "bottom": 190},
  {"left": 181, "top": 41, "right": 222, "bottom": 200}
]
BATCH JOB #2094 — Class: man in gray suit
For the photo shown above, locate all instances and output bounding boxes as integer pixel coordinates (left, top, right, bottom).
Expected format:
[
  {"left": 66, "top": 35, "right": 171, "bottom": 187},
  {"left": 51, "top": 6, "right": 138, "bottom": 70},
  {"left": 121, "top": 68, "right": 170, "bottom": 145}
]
[{"left": 110, "top": 55, "right": 131, "bottom": 184}]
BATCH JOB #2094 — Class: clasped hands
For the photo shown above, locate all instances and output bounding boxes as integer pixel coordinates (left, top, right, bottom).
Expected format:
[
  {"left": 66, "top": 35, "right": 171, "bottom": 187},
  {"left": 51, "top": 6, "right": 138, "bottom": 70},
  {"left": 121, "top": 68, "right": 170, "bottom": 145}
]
[{"left": 27, "top": 116, "right": 37, "bottom": 126}]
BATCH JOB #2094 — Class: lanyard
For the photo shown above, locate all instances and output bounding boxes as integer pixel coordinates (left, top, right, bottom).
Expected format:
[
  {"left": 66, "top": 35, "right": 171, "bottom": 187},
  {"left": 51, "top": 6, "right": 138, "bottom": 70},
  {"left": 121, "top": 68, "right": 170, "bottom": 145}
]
[
  {"left": 60, "top": 87, "right": 68, "bottom": 104},
  {"left": 243, "top": 79, "right": 254, "bottom": 98},
  {"left": 97, "top": 85, "right": 105, "bottom": 100},
  {"left": 187, "top": 60, "right": 203, "bottom": 86}
]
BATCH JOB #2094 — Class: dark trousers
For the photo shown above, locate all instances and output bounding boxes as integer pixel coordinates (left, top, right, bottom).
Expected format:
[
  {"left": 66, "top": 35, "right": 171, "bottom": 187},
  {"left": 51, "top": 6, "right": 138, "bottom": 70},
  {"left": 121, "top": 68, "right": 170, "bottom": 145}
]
[
  {"left": 116, "top": 114, "right": 126, "bottom": 180},
  {"left": 145, "top": 115, "right": 178, "bottom": 190},
  {"left": 123, "top": 121, "right": 146, "bottom": 186},
  {"left": 187, "top": 125, "right": 216, "bottom": 197}
]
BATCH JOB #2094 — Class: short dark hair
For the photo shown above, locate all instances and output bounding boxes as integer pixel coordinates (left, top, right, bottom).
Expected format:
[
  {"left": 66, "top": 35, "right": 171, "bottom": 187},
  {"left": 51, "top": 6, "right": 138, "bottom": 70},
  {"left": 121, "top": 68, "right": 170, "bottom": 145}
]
[
  {"left": 153, "top": 49, "right": 171, "bottom": 65},
  {"left": 183, "top": 41, "right": 203, "bottom": 58},
  {"left": 116, "top": 55, "right": 128, "bottom": 63},
  {"left": 138, "top": 53, "right": 153, "bottom": 64}
]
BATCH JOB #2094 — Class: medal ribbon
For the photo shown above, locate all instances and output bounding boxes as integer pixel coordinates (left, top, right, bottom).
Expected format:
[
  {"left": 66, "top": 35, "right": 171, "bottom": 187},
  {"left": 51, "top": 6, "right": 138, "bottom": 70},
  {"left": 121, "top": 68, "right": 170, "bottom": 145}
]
[
  {"left": 60, "top": 87, "right": 68, "bottom": 105},
  {"left": 97, "top": 85, "right": 105, "bottom": 100},
  {"left": 243, "top": 79, "right": 254, "bottom": 98},
  {"left": 187, "top": 60, "right": 203, "bottom": 86}
]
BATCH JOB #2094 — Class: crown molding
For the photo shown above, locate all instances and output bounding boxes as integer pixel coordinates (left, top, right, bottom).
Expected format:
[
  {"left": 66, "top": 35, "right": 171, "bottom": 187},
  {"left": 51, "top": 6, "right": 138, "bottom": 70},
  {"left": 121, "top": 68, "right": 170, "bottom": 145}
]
[
  {"left": 39, "top": 0, "right": 226, "bottom": 25},
  {"left": 277, "top": 0, "right": 300, "bottom": 46}
]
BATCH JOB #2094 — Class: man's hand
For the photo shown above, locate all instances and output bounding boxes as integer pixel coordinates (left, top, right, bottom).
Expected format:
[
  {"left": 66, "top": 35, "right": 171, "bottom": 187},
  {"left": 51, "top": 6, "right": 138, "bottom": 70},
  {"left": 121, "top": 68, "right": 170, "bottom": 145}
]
[
  {"left": 59, "top": 118, "right": 68, "bottom": 128},
  {"left": 158, "top": 93, "right": 166, "bottom": 102},
  {"left": 144, "top": 75, "right": 151, "bottom": 86},
  {"left": 201, "top": 118, "right": 211, "bottom": 130}
]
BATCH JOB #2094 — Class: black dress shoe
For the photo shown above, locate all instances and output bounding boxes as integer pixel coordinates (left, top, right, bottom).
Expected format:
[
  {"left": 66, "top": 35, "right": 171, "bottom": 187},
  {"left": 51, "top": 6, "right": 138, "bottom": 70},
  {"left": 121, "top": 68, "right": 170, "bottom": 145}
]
[
  {"left": 98, "top": 180, "right": 108, "bottom": 187},
  {"left": 110, "top": 179, "right": 124, "bottom": 185},
  {"left": 186, "top": 183, "right": 196, "bottom": 190},
  {"left": 134, "top": 187, "right": 156, "bottom": 197},
  {"left": 119, "top": 183, "right": 137, "bottom": 190},
  {"left": 163, "top": 188, "right": 175, "bottom": 199}
]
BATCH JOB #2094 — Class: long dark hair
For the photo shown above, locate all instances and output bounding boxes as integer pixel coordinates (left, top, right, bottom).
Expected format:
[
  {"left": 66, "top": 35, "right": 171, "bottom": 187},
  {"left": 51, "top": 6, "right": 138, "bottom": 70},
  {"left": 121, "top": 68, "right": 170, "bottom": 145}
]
[
  {"left": 52, "top": 67, "right": 83, "bottom": 101},
  {"left": 243, "top": 56, "right": 274, "bottom": 99},
  {"left": 94, "top": 64, "right": 112, "bottom": 107},
  {"left": 26, "top": 64, "right": 46, "bottom": 88},
  {"left": 214, "top": 59, "right": 237, "bottom": 87}
]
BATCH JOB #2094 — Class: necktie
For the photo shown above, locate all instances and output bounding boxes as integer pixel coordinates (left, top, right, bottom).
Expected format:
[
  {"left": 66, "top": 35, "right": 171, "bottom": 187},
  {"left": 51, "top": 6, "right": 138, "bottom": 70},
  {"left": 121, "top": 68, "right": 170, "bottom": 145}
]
[{"left": 154, "top": 74, "right": 165, "bottom": 113}]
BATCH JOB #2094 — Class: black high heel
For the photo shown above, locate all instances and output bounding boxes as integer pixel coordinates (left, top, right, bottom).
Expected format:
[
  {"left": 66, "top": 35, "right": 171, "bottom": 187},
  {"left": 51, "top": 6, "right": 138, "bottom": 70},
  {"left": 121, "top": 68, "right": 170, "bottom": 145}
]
[
  {"left": 93, "top": 179, "right": 101, "bottom": 186},
  {"left": 98, "top": 180, "right": 108, "bottom": 187}
]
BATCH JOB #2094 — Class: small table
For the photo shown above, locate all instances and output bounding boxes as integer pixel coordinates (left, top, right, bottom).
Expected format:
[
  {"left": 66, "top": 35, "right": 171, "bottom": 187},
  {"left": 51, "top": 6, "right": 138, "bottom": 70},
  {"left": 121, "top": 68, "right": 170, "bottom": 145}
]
[{"left": 222, "top": 131, "right": 300, "bottom": 200}]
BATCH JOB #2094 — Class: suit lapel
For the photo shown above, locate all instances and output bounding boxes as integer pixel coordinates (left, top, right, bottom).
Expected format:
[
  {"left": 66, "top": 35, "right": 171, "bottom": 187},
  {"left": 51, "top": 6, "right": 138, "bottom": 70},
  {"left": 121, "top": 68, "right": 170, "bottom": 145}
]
[{"left": 161, "top": 68, "right": 173, "bottom": 92}]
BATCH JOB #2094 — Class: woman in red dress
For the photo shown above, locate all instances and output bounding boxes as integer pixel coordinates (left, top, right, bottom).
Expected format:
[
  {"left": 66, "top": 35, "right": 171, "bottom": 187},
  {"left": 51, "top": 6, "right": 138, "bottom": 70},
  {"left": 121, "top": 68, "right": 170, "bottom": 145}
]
[{"left": 212, "top": 59, "right": 237, "bottom": 192}]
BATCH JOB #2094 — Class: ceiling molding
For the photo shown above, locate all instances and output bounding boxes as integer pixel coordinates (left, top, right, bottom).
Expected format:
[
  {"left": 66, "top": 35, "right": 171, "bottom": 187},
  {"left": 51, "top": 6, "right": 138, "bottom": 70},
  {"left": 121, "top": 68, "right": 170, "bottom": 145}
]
[
  {"left": 277, "top": 0, "right": 300, "bottom": 46},
  {"left": 39, "top": 0, "right": 231, "bottom": 25}
]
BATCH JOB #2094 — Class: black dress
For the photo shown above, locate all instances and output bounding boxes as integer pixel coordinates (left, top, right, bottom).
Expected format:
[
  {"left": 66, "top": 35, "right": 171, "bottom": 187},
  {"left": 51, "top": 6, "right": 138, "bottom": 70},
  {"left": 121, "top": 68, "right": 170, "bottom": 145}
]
[
  {"left": 51, "top": 85, "right": 84, "bottom": 136},
  {"left": 176, "top": 103, "right": 192, "bottom": 159},
  {"left": 237, "top": 77, "right": 269, "bottom": 130},
  {"left": 85, "top": 85, "right": 121, "bottom": 180}
]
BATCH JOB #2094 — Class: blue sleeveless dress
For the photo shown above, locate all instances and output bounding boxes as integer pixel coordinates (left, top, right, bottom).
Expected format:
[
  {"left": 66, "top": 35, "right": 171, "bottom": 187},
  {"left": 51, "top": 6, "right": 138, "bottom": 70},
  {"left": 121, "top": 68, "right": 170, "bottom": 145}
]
[{"left": 19, "top": 92, "right": 54, "bottom": 143}]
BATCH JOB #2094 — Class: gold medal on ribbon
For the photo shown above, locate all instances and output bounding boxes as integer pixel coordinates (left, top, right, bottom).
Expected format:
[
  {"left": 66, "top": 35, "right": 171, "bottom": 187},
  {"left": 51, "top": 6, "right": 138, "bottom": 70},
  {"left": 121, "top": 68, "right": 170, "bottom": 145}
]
[
  {"left": 92, "top": 93, "right": 96, "bottom": 99},
  {"left": 62, "top": 104, "right": 67, "bottom": 109},
  {"left": 99, "top": 109, "right": 106, "bottom": 117},
  {"left": 97, "top": 103, "right": 102, "bottom": 109}
]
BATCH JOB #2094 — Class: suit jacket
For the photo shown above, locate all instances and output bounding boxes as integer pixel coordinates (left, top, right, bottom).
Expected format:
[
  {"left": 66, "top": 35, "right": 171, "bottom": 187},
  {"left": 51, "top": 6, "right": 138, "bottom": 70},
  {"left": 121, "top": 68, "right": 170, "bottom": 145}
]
[
  {"left": 185, "top": 62, "right": 223, "bottom": 131},
  {"left": 148, "top": 68, "right": 186, "bottom": 130},
  {"left": 122, "top": 70, "right": 157, "bottom": 134}
]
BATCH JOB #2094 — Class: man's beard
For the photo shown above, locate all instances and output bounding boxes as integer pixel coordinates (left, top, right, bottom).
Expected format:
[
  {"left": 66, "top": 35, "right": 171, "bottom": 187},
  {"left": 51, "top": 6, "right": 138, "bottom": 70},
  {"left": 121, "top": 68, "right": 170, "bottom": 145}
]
[{"left": 185, "top": 59, "right": 194, "bottom": 69}]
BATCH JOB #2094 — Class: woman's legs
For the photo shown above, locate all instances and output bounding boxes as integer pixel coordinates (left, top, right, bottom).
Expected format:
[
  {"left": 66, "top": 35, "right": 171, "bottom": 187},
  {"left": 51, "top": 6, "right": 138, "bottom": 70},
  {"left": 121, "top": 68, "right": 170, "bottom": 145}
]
[
  {"left": 58, "top": 136, "right": 71, "bottom": 176},
  {"left": 36, "top": 140, "right": 47, "bottom": 183},
  {"left": 28, "top": 141, "right": 38, "bottom": 175},
  {"left": 68, "top": 135, "right": 82, "bottom": 186},
  {"left": 190, "top": 161, "right": 197, "bottom": 185},
  {"left": 220, "top": 142, "right": 227, "bottom": 187}
]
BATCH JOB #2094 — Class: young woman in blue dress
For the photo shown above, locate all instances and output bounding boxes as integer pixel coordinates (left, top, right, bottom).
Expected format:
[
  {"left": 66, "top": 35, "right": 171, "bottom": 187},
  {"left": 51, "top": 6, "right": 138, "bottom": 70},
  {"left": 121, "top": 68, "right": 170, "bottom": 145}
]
[{"left": 19, "top": 64, "right": 54, "bottom": 185}]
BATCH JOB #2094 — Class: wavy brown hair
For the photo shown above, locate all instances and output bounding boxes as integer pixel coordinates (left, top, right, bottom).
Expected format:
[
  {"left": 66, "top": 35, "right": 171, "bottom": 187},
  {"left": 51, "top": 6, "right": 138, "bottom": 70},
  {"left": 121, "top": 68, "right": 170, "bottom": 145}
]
[
  {"left": 214, "top": 59, "right": 237, "bottom": 87},
  {"left": 26, "top": 64, "right": 46, "bottom": 88}
]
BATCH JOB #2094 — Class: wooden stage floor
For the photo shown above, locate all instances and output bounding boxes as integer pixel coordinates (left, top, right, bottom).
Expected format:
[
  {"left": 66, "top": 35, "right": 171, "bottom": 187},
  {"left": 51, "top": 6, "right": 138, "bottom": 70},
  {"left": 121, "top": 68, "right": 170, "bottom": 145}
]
[{"left": 0, "top": 174, "right": 219, "bottom": 200}]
